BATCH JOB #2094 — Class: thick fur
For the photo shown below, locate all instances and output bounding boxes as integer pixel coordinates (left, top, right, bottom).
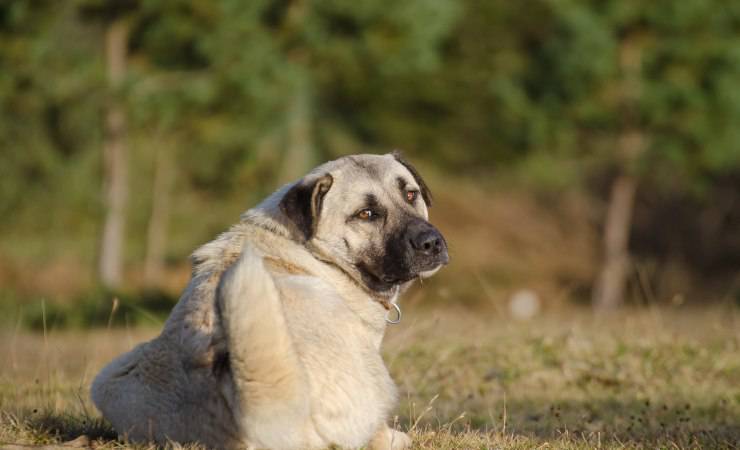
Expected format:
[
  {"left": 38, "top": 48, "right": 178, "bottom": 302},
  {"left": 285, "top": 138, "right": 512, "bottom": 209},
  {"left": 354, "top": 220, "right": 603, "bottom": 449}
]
[{"left": 91, "top": 153, "right": 447, "bottom": 449}]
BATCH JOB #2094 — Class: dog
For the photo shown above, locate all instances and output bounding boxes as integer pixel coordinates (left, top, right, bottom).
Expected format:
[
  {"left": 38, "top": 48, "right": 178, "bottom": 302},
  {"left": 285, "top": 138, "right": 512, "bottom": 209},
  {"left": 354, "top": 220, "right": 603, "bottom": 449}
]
[{"left": 91, "top": 152, "right": 449, "bottom": 449}]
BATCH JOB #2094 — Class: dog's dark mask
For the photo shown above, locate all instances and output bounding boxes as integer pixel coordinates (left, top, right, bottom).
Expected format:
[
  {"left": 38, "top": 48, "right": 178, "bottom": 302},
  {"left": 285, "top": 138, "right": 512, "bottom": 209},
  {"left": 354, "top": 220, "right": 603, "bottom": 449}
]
[{"left": 357, "top": 215, "right": 448, "bottom": 292}]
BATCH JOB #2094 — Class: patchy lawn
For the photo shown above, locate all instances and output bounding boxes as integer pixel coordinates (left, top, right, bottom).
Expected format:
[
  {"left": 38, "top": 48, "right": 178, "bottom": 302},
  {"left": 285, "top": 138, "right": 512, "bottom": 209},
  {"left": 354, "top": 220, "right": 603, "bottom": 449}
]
[{"left": 1, "top": 305, "right": 738, "bottom": 449}]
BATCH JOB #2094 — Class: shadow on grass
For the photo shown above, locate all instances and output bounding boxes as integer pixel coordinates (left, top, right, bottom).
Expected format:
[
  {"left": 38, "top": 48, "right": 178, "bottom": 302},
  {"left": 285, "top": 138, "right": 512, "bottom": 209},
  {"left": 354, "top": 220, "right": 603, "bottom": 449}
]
[
  {"left": 398, "top": 397, "right": 740, "bottom": 448},
  {"left": 2, "top": 408, "right": 117, "bottom": 446},
  {"left": 4, "top": 399, "right": 739, "bottom": 449}
]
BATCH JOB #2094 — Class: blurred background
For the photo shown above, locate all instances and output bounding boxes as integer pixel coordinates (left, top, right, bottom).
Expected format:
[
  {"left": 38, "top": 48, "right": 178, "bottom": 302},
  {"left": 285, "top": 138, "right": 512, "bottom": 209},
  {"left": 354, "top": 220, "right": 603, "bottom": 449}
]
[{"left": 1, "top": 0, "right": 739, "bottom": 329}]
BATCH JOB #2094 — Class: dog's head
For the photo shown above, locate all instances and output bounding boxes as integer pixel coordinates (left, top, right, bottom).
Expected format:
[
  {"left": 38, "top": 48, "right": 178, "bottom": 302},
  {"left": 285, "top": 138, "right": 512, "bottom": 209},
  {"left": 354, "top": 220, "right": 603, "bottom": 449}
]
[{"left": 279, "top": 152, "right": 449, "bottom": 295}]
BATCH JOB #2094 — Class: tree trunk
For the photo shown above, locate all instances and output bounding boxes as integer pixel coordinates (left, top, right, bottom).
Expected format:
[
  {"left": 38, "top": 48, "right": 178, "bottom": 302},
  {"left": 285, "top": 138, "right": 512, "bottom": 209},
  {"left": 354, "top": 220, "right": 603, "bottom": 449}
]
[
  {"left": 144, "top": 144, "right": 174, "bottom": 287},
  {"left": 278, "top": 81, "right": 315, "bottom": 184},
  {"left": 592, "top": 33, "right": 646, "bottom": 312},
  {"left": 98, "top": 18, "right": 130, "bottom": 289},
  {"left": 593, "top": 172, "right": 638, "bottom": 311}
]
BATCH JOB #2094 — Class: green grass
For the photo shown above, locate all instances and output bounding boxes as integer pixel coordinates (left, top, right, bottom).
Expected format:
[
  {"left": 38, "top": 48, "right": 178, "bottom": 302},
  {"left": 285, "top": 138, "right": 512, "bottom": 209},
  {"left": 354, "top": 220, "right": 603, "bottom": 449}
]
[{"left": 0, "top": 305, "right": 738, "bottom": 449}]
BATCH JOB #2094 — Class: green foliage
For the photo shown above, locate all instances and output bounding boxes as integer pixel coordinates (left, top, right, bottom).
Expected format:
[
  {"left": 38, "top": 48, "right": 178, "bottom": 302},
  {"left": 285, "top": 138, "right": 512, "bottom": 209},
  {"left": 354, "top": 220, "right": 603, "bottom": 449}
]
[
  {"left": 0, "top": 0, "right": 462, "bottom": 260},
  {"left": 0, "top": 2, "right": 103, "bottom": 218},
  {"left": 519, "top": 0, "right": 740, "bottom": 189},
  {"left": 369, "top": 0, "right": 740, "bottom": 190},
  {"left": 0, "top": 0, "right": 739, "bottom": 299}
]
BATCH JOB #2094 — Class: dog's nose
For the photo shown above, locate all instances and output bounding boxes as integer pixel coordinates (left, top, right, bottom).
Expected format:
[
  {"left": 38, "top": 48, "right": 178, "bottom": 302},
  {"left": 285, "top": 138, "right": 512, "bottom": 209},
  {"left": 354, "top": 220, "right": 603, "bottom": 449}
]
[{"left": 411, "top": 229, "right": 444, "bottom": 256}]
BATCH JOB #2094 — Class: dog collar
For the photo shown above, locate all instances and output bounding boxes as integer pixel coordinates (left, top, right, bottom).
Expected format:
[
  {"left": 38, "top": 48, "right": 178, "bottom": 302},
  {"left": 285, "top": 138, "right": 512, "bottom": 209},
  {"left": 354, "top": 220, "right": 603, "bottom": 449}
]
[
  {"left": 385, "top": 302, "right": 402, "bottom": 324},
  {"left": 382, "top": 285, "right": 402, "bottom": 324}
]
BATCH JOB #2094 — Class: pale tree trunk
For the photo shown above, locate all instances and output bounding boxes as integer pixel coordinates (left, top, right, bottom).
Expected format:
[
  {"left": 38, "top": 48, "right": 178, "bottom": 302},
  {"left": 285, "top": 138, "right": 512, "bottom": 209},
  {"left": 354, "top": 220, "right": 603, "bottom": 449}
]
[
  {"left": 99, "top": 18, "right": 130, "bottom": 289},
  {"left": 593, "top": 172, "right": 638, "bottom": 311},
  {"left": 144, "top": 144, "right": 174, "bottom": 287},
  {"left": 278, "top": 84, "right": 315, "bottom": 184},
  {"left": 277, "top": 1, "right": 315, "bottom": 184},
  {"left": 593, "top": 33, "right": 646, "bottom": 312}
]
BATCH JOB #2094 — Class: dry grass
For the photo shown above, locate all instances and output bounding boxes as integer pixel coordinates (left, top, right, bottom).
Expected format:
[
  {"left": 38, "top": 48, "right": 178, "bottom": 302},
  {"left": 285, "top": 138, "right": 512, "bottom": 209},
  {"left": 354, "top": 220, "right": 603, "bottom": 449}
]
[{"left": 0, "top": 305, "right": 738, "bottom": 449}]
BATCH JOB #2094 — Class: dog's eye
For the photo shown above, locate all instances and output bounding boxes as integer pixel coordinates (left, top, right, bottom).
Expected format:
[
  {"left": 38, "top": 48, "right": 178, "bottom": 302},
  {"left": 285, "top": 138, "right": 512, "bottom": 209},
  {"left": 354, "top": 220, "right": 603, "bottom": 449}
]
[
  {"left": 357, "top": 209, "right": 374, "bottom": 220},
  {"left": 405, "top": 190, "right": 419, "bottom": 203}
]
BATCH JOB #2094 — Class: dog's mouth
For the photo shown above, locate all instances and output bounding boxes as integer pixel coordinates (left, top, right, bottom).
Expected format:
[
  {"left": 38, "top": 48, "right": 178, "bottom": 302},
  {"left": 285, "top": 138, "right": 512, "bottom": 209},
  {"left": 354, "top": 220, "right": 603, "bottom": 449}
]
[
  {"left": 357, "top": 263, "right": 408, "bottom": 293},
  {"left": 357, "top": 260, "right": 446, "bottom": 294}
]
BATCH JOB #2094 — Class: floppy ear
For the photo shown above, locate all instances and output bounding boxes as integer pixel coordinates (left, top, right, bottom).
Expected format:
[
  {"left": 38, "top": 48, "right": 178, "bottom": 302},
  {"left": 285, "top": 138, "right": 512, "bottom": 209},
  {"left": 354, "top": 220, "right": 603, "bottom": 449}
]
[
  {"left": 279, "top": 173, "right": 334, "bottom": 241},
  {"left": 392, "top": 150, "right": 433, "bottom": 207}
]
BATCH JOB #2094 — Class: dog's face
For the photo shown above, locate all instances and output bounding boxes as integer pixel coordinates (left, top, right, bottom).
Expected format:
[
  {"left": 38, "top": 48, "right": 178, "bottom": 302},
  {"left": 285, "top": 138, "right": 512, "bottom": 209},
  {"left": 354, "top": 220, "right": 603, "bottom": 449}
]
[{"left": 279, "top": 152, "right": 449, "bottom": 294}]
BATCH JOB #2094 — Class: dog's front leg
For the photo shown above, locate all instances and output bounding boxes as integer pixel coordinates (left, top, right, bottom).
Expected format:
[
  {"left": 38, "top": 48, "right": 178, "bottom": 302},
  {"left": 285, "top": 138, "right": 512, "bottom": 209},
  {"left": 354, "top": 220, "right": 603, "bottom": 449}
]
[
  {"left": 368, "top": 424, "right": 412, "bottom": 450},
  {"left": 219, "top": 246, "right": 313, "bottom": 449}
]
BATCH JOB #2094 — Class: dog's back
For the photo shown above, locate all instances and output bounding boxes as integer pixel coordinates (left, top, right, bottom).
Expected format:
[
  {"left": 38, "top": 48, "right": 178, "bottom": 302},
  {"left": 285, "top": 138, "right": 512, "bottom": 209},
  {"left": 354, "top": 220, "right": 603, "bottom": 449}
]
[
  {"left": 90, "top": 227, "right": 250, "bottom": 447},
  {"left": 90, "top": 330, "right": 242, "bottom": 446}
]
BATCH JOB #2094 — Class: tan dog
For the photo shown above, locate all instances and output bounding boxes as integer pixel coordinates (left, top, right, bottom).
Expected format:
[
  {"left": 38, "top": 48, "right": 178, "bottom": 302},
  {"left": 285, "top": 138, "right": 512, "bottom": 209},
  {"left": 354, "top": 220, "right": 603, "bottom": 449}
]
[{"left": 91, "top": 152, "right": 449, "bottom": 449}]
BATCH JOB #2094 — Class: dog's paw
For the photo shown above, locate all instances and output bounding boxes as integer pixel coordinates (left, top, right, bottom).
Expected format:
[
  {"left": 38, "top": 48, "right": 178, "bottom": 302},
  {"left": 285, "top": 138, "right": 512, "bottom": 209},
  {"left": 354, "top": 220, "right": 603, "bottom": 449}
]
[
  {"left": 368, "top": 427, "right": 412, "bottom": 450},
  {"left": 389, "top": 430, "right": 412, "bottom": 450}
]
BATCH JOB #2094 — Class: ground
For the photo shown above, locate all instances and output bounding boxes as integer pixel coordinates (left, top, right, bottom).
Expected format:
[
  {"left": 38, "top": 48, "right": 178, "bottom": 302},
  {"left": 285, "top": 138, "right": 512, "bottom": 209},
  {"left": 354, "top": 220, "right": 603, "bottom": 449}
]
[{"left": 0, "top": 305, "right": 738, "bottom": 449}]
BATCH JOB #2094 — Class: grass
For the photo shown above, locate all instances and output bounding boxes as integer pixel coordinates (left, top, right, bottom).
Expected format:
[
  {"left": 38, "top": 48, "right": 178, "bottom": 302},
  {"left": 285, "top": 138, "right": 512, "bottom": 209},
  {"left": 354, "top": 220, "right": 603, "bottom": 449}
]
[{"left": 0, "top": 304, "right": 738, "bottom": 449}]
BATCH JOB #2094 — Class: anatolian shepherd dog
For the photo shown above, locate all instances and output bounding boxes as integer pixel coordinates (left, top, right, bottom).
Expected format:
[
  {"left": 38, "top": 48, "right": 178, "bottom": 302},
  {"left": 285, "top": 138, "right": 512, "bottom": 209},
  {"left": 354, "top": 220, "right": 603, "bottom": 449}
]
[{"left": 91, "top": 152, "right": 449, "bottom": 449}]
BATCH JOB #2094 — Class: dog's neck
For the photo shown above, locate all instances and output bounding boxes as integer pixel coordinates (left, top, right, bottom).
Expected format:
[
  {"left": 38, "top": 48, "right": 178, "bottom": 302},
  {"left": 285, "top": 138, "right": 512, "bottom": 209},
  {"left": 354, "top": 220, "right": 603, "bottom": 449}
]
[
  {"left": 240, "top": 190, "right": 295, "bottom": 240},
  {"left": 235, "top": 217, "right": 391, "bottom": 334},
  {"left": 304, "top": 240, "right": 404, "bottom": 325}
]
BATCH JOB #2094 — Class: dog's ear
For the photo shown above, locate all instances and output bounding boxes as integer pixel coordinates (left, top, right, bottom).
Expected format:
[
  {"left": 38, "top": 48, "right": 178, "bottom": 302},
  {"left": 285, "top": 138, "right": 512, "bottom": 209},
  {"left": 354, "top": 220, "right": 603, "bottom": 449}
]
[
  {"left": 279, "top": 173, "right": 334, "bottom": 241},
  {"left": 392, "top": 150, "right": 432, "bottom": 207}
]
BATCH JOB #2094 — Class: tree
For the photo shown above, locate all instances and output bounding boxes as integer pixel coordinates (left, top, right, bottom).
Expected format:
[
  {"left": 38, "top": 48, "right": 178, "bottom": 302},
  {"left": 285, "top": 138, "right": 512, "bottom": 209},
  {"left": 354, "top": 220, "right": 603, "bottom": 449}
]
[
  {"left": 592, "top": 30, "right": 645, "bottom": 311},
  {"left": 506, "top": 0, "right": 740, "bottom": 310},
  {"left": 126, "top": 0, "right": 462, "bottom": 284},
  {"left": 98, "top": 15, "right": 131, "bottom": 289},
  {"left": 0, "top": 1, "right": 105, "bottom": 253},
  {"left": 388, "top": 0, "right": 740, "bottom": 308},
  {"left": 143, "top": 138, "right": 174, "bottom": 286}
]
